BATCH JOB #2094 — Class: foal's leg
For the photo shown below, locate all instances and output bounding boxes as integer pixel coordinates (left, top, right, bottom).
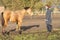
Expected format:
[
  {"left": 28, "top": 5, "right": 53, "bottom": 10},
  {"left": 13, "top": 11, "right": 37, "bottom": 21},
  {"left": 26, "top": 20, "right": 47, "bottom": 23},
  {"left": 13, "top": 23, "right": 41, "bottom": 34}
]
[
  {"left": 16, "top": 21, "right": 22, "bottom": 31},
  {"left": 2, "top": 19, "right": 8, "bottom": 34},
  {"left": 1, "top": 12, "right": 5, "bottom": 34},
  {"left": 16, "top": 20, "right": 22, "bottom": 34},
  {"left": 18, "top": 21, "right": 22, "bottom": 30},
  {"left": 16, "top": 20, "right": 18, "bottom": 31},
  {"left": 18, "top": 21, "right": 22, "bottom": 34}
]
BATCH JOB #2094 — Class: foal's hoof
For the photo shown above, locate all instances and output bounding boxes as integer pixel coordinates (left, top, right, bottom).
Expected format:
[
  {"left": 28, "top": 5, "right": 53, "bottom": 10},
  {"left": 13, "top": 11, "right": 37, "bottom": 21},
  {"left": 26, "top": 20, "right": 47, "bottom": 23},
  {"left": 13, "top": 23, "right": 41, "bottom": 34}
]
[
  {"left": 2, "top": 31, "right": 10, "bottom": 35},
  {"left": 2, "top": 32, "right": 6, "bottom": 35},
  {"left": 19, "top": 31, "right": 22, "bottom": 34},
  {"left": 6, "top": 31, "right": 10, "bottom": 35}
]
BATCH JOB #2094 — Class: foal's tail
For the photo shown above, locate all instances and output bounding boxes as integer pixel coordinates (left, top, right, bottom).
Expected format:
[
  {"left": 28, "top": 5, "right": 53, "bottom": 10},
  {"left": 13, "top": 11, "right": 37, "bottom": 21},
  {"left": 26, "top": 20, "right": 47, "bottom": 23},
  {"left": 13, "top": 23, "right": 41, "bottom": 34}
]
[{"left": 1, "top": 12, "right": 5, "bottom": 26}]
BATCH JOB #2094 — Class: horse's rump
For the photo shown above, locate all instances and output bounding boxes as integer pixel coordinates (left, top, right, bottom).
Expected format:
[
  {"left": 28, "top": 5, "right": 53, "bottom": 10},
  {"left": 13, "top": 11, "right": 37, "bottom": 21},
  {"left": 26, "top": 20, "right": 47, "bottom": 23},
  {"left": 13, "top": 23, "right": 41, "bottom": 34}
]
[{"left": 3, "top": 10, "right": 11, "bottom": 21}]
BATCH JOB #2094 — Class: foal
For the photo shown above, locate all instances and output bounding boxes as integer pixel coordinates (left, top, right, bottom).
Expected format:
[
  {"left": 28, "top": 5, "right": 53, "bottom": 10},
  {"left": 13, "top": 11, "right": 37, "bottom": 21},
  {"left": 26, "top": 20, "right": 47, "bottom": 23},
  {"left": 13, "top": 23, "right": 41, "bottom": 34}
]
[{"left": 1, "top": 7, "right": 33, "bottom": 34}]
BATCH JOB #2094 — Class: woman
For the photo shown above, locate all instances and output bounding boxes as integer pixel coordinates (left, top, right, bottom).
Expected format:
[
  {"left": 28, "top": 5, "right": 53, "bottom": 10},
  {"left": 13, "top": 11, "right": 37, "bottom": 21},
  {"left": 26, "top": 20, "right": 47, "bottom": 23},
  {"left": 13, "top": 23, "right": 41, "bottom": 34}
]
[{"left": 45, "top": 5, "right": 53, "bottom": 32}]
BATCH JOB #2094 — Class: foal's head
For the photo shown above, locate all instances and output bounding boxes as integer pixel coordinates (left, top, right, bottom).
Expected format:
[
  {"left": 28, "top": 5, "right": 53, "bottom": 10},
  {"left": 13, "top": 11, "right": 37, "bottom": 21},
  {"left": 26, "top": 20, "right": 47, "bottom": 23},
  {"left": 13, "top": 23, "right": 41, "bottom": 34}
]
[{"left": 24, "top": 7, "right": 33, "bottom": 16}]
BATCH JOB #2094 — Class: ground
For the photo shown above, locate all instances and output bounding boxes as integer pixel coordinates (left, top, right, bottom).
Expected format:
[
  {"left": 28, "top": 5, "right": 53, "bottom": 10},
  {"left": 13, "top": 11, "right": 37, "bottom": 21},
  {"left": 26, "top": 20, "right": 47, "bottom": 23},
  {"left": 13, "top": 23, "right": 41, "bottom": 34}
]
[
  {"left": 0, "top": 13, "right": 60, "bottom": 33},
  {"left": 0, "top": 13, "right": 60, "bottom": 40}
]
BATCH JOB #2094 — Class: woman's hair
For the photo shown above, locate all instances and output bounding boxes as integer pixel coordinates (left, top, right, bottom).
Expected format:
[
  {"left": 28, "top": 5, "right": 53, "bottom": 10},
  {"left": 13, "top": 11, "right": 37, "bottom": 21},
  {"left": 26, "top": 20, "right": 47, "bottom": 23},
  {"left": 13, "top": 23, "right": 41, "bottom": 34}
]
[{"left": 46, "top": 5, "right": 51, "bottom": 8}]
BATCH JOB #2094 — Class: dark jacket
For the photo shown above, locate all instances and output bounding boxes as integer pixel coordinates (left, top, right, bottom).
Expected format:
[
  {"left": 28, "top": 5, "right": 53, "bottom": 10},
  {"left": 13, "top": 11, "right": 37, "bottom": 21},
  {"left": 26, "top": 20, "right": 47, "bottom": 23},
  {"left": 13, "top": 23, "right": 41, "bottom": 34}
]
[{"left": 46, "top": 8, "right": 53, "bottom": 24}]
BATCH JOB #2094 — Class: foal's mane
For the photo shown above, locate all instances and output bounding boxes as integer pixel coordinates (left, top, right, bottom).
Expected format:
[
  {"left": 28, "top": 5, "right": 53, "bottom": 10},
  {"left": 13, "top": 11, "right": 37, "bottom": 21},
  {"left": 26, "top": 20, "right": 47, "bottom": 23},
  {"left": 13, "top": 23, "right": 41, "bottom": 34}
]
[{"left": 24, "top": 7, "right": 30, "bottom": 10}]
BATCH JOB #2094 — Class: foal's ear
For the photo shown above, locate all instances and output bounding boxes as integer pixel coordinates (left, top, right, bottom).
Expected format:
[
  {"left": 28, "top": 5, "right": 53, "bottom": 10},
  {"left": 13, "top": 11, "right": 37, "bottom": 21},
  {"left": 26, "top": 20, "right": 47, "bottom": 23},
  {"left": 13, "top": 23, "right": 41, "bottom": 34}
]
[
  {"left": 4, "top": 6, "right": 7, "bottom": 9},
  {"left": 24, "top": 7, "right": 30, "bottom": 10}
]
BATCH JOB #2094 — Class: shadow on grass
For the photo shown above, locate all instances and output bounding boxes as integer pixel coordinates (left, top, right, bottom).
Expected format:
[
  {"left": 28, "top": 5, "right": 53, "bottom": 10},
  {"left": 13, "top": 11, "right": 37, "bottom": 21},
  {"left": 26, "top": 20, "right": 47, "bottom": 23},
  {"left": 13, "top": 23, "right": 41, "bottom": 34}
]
[
  {"left": 4, "top": 25, "right": 40, "bottom": 35},
  {"left": 21, "top": 25, "right": 39, "bottom": 31}
]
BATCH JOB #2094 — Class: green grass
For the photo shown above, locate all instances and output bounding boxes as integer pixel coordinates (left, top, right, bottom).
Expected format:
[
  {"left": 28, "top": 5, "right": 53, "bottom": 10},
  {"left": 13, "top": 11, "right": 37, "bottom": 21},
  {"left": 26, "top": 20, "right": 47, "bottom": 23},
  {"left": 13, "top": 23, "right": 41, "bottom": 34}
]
[{"left": 0, "top": 31, "right": 60, "bottom": 40}]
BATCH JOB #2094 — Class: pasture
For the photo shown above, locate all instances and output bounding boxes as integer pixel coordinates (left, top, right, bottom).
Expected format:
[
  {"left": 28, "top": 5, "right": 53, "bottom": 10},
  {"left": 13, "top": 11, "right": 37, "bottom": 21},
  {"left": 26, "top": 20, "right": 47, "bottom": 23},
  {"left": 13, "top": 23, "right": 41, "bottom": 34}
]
[{"left": 0, "top": 13, "right": 60, "bottom": 40}]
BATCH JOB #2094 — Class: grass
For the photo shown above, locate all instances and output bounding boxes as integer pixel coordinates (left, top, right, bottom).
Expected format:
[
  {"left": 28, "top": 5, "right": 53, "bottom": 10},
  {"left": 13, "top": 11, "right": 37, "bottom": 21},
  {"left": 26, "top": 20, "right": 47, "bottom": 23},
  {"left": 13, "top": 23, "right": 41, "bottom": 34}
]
[{"left": 0, "top": 31, "right": 60, "bottom": 40}]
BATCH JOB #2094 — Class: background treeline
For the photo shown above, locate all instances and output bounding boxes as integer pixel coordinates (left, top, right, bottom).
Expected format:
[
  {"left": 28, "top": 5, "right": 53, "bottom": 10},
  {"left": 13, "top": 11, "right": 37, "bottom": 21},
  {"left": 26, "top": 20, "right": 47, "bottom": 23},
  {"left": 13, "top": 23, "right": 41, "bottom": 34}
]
[{"left": 0, "top": 0, "right": 60, "bottom": 10}]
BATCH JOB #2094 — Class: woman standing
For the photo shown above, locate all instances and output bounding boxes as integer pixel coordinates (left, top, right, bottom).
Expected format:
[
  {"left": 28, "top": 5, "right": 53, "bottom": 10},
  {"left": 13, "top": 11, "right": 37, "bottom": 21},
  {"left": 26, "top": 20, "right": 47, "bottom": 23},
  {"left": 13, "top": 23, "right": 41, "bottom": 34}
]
[{"left": 45, "top": 5, "right": 53, "bottom": 32}]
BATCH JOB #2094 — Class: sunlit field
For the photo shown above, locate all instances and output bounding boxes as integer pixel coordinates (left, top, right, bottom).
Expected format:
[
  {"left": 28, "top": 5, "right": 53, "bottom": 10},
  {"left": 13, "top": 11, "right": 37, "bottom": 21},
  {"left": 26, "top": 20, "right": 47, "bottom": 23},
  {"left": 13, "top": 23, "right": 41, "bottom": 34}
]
[
  {"left": 0, "top": 30, "right": 60, "bottom": 40},
  {"left": 0, "top": 0, "right": 60, "bottom": 40},
  {"left": 0, "top": 13, "right": 59, "bottom": 40}
]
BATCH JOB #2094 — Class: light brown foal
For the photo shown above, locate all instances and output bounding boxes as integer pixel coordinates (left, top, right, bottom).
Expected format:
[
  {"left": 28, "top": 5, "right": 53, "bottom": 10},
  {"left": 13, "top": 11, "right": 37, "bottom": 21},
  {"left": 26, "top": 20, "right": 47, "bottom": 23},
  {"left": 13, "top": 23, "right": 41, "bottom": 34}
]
[{"left": 1, "top": 7, "right": 33, "bottom": 34}]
